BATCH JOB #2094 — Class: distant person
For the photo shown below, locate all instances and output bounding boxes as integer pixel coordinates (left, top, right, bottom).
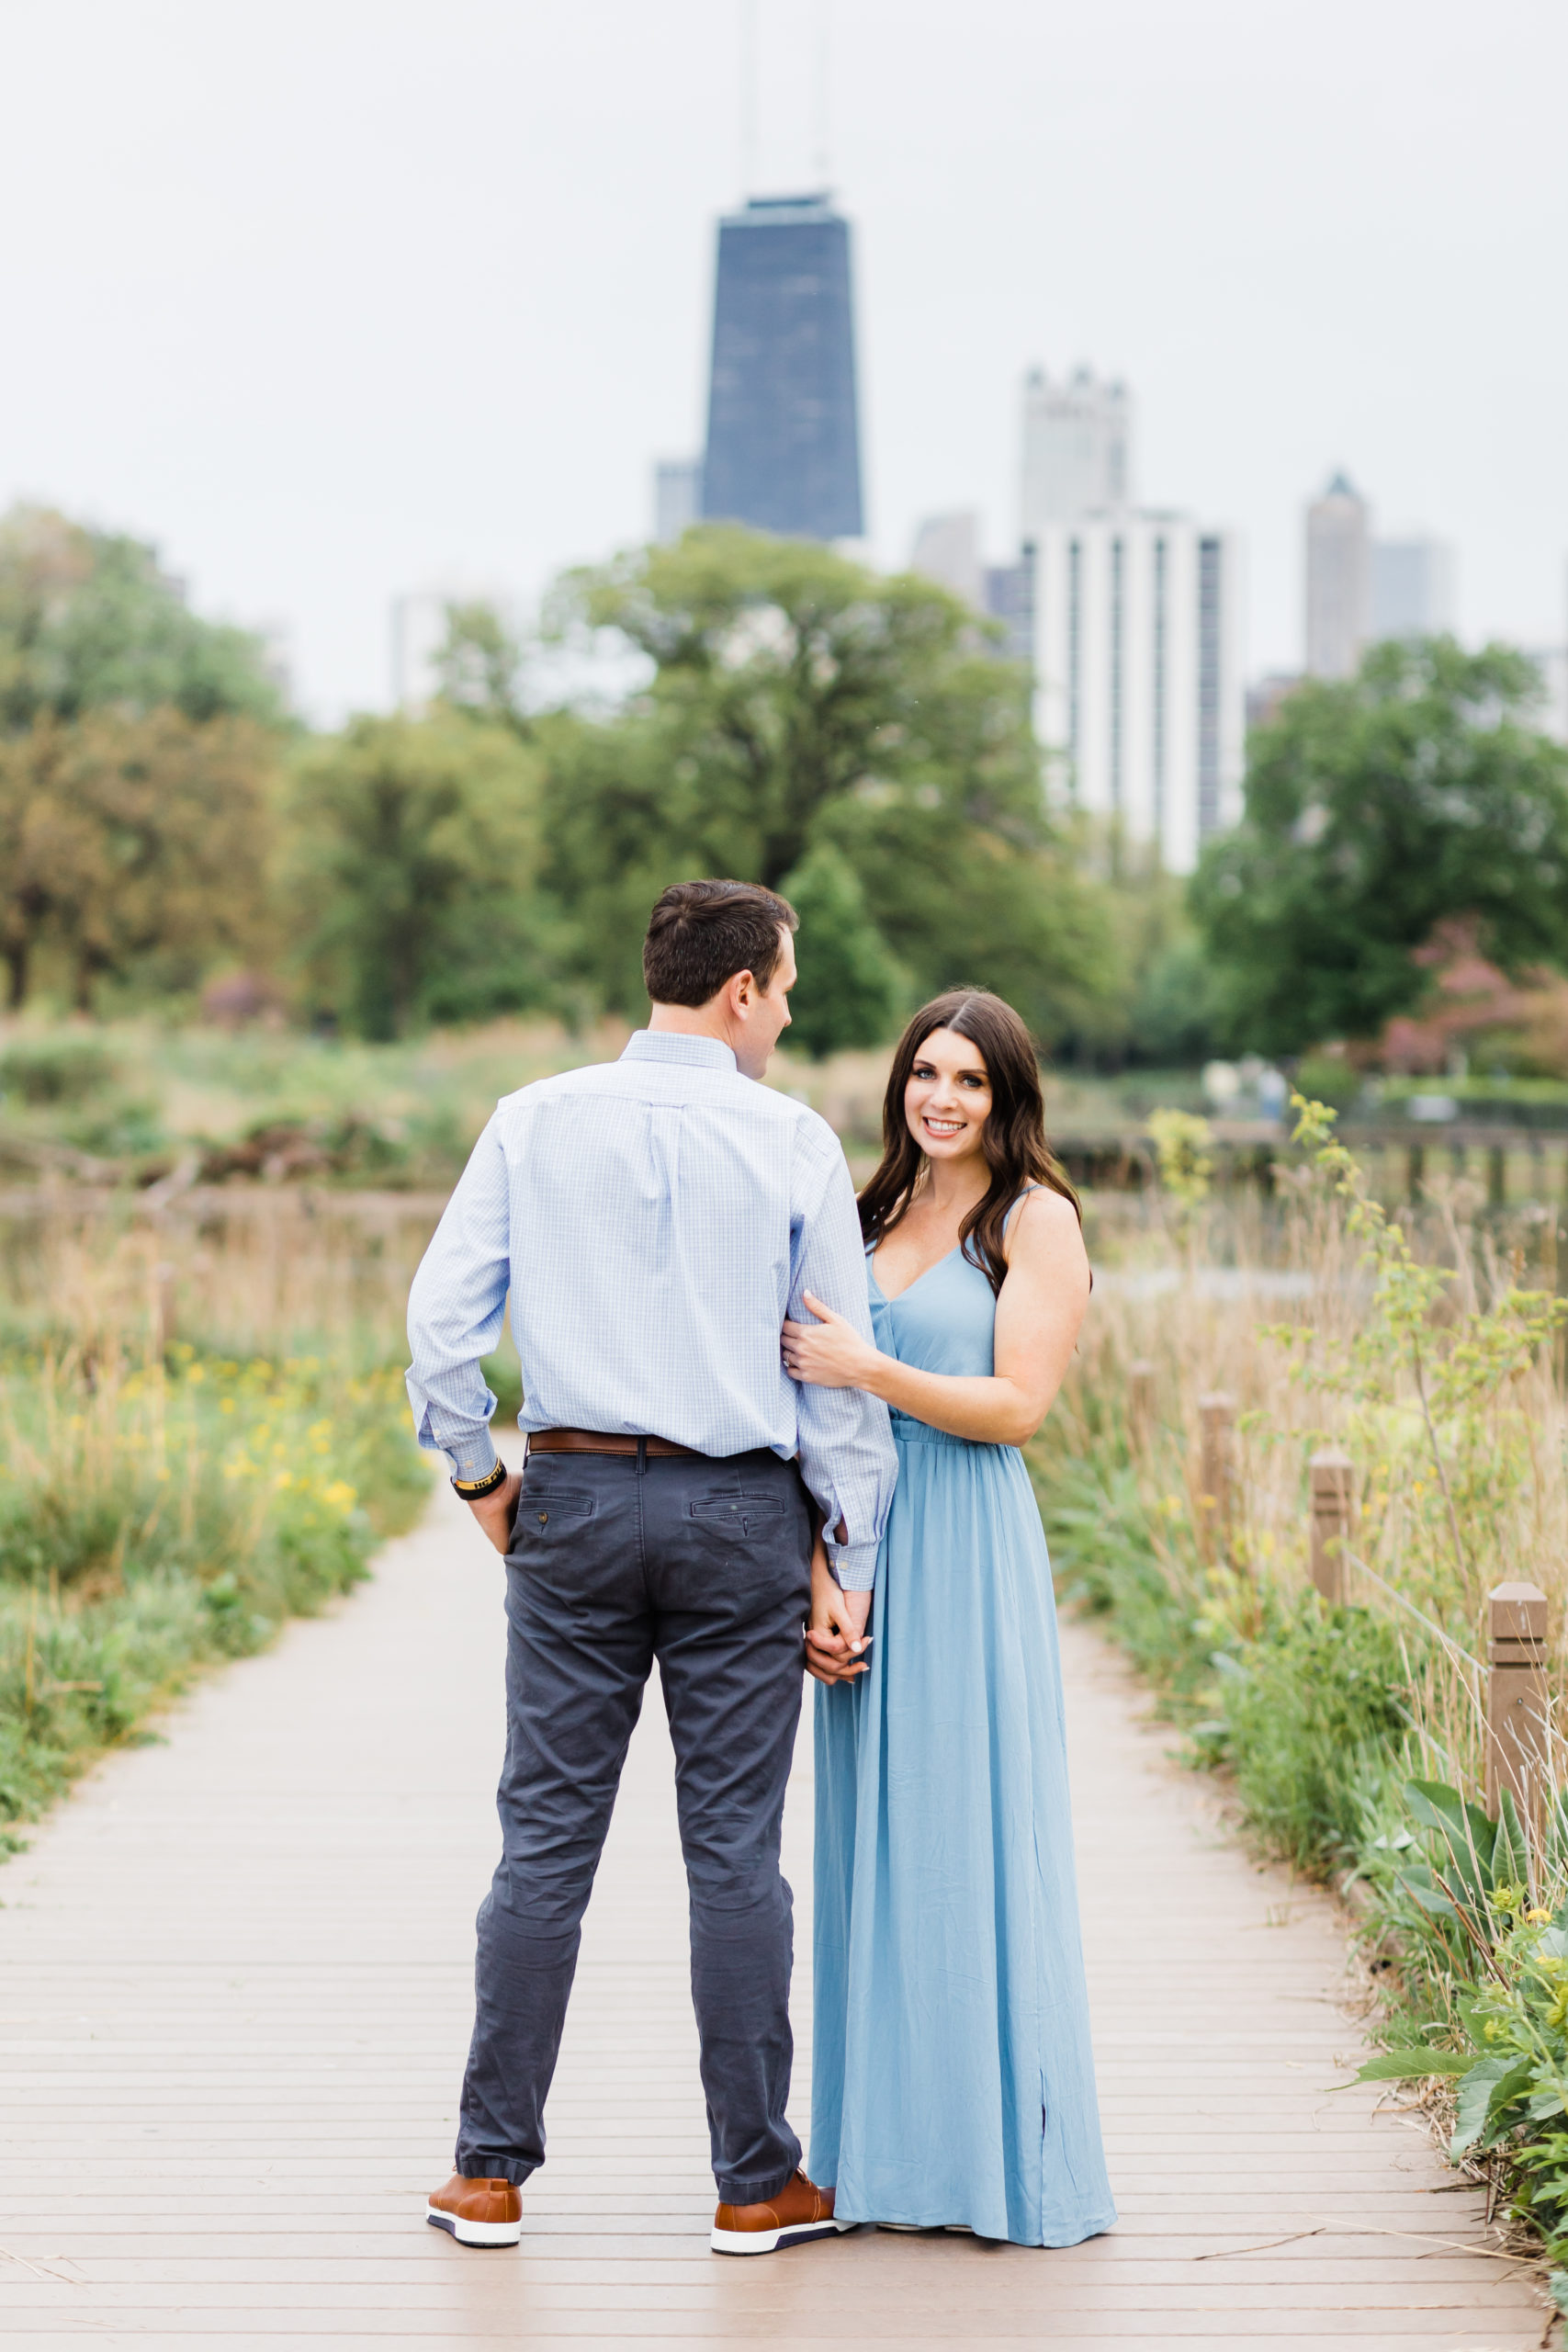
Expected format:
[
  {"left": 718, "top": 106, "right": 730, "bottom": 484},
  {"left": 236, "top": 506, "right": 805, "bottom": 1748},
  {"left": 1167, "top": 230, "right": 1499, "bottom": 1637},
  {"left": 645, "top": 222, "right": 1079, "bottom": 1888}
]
[
  {"left": 785, "top": 990, "right": 1116, "bottom": 2246},
  {"left": 405, "top": 879, "right": 897, "bottom": 2256}
]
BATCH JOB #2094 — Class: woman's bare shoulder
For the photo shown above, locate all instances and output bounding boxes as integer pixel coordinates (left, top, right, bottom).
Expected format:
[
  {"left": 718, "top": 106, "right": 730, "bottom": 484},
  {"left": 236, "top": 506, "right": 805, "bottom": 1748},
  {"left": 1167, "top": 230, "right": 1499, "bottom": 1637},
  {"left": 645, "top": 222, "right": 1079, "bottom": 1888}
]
[
  {"left": 1011, "top": 1183, "right": 1082, "bottom": 1238},
  {"left": 1006, "top": 1185, "right": 1089, "bottom": 1275}
]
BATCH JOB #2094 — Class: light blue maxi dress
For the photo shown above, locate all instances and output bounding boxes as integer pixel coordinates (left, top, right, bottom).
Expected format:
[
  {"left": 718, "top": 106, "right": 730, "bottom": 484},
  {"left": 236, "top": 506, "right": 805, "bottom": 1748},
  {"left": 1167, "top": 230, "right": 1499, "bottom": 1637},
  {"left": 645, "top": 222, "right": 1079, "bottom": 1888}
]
[{"left": 809, "top": 1217, "right": 1117, "bottom": 2245}]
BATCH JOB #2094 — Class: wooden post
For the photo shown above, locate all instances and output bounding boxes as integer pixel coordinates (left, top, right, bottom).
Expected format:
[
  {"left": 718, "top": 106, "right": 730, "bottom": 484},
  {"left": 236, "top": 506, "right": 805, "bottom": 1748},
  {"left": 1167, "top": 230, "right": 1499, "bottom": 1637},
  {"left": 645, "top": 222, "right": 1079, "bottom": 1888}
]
[
  {"left": 1198, "top": 1393, "right": 1236, "bottom": 1565},
  {"left": 1487, "top": 1582, "right": 1551, "bottom": 1827},
  {"left": 1407, "top": 1142, "right": 1425, "bottom": 1202},
  {"left": 1488, "top": 1144, "right": 1506, "bottom": 1210},
  {"left": 1127, "top": 1359, "right": 1156, "bottom": 1453},
  {"left": 1308, "top": 1448, "right": 1355, "bottom": 1606}
]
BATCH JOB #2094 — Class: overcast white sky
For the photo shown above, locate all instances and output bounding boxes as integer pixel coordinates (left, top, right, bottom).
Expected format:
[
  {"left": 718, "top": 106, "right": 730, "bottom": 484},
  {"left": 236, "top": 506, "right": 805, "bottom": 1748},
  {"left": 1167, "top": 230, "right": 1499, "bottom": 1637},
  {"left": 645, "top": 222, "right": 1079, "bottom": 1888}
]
[{"left": 2, "top": 0, "right": 1564, "bottom": 719}]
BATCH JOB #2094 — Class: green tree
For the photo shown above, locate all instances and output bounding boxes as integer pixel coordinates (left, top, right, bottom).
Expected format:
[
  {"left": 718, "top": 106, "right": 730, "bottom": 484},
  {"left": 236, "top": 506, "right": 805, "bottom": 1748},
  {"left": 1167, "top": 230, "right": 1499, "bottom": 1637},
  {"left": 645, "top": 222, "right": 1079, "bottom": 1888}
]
[
  {"left": 776, "top": 842, "right": 906, "bottom": 1058},
  {"left": 0, "top": 712, "right": 275, "bottom": 1009},
  {"left": 1126, "top": 932, "right": 1223, "bottom": 1067},
  {"left": 284, "top": 715, "right": 567, "bottom": 1039},
  {"left": 0, "top": 505, "right": 286, "bottom": 731},
  {"left": 433, "top": 599, "right": 528, "bottom": 732},
  {"left": 1074, "top": 840, "right": 1221, "bottom": 1068},
  {"left": 1192, "top": 639, "right": 1568, "bottom": 1053},
  {"left": 0, "top": 507, "right": 288, "bottom": 1009},
  {"left": 541, "top": 526, "right": 1116, "bottom": 1043},
  {"left": 0, "top": 721, "right": 85, "bottom": 1007}
]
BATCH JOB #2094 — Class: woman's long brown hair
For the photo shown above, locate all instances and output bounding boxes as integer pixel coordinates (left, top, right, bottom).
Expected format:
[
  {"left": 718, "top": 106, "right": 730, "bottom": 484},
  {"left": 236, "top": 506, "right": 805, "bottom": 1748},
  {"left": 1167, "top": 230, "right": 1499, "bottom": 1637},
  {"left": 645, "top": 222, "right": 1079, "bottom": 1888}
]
[{"left": 858, "top": 989, "right": 1081, "bottom": 1297}]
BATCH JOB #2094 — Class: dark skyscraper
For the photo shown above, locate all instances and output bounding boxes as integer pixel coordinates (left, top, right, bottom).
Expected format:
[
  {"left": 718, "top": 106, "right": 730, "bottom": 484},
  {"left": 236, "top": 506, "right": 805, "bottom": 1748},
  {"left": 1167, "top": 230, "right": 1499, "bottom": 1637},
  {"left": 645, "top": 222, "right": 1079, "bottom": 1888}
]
[{"left": 700, "top": 194, "right": 863, "bottom": 540}]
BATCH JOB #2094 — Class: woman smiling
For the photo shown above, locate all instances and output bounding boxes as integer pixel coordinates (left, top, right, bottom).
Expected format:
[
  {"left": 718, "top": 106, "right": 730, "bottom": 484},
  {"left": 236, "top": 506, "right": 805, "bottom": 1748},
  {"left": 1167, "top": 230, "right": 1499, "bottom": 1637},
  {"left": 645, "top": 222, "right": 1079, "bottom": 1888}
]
[{"left": 782, "top": 988, "right": 1116, "bottom": 2248}]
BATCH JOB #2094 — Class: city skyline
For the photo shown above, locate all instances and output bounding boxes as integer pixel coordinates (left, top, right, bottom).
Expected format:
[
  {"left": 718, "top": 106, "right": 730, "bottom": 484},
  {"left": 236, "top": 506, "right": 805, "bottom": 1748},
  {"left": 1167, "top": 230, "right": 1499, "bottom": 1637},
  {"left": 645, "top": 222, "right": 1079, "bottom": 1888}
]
[{"left": 1, "top": 0, "right": 1564, "bottom": 720}]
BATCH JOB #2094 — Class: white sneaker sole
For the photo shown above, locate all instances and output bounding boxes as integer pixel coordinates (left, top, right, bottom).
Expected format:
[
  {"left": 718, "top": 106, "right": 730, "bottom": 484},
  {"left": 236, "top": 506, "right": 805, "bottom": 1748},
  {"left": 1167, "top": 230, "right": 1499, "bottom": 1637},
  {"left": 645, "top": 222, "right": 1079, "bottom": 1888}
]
[
  {"left": 710, "top": 2218, "right": 855, "bottom": 2256},
  {"left": 425, "top": 2202, "right": 522, "bottom": 2247}
]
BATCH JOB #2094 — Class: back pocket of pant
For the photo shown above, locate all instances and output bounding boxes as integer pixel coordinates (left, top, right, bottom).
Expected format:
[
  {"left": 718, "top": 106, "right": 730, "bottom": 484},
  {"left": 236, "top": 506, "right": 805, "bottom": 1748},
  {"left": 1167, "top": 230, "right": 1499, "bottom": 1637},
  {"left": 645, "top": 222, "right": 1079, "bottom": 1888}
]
[
  {"left": 688, "top": 1497, "right": 786, "bottom": 1542},
  {"left": 519, "top": 1488, "right": 597, "bottom": 1534}
]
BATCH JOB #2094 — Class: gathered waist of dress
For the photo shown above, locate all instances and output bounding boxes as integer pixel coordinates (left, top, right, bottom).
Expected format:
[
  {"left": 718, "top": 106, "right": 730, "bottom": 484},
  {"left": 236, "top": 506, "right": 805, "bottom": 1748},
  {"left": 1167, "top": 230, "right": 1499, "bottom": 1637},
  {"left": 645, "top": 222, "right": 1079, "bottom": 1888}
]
[{"left": 888, "top": 1408, "right": 1017, "bottom": 1453}]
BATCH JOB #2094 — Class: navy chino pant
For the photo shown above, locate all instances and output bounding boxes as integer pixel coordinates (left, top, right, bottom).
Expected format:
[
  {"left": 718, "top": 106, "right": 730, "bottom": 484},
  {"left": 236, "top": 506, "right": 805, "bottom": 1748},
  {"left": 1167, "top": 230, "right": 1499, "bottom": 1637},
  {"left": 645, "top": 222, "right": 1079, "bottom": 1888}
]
[{"left": 454, "top": 1443, "right": 815, "bottom": 2204}]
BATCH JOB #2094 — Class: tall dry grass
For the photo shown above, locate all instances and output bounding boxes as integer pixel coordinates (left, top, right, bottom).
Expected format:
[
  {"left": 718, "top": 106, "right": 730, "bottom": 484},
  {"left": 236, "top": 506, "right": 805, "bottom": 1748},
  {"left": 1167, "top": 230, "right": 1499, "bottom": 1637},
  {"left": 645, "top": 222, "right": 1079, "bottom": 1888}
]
[
  {"left": 0, "top": 1182, "right": 441, "bottom": 1363},
  {"left": 1052, "top": 1115, "right": 1568, "bottom": 1810},
  {"left": 0, "top": 1194, "right": 432, "bottom": 1837}
]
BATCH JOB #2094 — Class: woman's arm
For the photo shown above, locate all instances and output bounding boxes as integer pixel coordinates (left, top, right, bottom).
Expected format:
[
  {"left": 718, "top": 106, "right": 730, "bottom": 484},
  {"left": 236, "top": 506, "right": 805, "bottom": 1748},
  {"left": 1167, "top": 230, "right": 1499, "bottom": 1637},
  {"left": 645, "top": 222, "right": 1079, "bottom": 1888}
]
[{"left": 782, "top": 1191, "right": 1090, "bottom": 1446}]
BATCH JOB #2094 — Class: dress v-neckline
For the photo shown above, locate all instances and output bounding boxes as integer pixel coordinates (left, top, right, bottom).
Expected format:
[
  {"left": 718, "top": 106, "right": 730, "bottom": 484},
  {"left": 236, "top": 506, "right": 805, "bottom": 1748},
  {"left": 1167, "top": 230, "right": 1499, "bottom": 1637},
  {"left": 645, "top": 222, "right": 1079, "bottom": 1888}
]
[{"left": 869, "top": 1243, "right": 960, "bottom": 1305}]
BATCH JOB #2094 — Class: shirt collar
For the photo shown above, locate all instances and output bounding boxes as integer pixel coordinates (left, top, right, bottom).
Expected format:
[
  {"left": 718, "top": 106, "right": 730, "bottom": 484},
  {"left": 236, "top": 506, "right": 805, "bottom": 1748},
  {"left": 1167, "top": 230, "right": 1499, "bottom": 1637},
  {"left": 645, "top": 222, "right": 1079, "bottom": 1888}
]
[{"left": 621, "top": 1029, "right": 739, "bottom": 1074}]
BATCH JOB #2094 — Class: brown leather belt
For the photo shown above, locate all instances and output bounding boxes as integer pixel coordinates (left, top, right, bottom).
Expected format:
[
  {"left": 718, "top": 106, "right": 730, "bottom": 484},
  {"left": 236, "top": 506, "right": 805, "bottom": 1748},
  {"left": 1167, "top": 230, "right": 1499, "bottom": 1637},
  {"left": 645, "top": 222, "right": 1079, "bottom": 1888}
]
[{"left": 528, "top": 1427, "right": 703, "bottom": 1461}]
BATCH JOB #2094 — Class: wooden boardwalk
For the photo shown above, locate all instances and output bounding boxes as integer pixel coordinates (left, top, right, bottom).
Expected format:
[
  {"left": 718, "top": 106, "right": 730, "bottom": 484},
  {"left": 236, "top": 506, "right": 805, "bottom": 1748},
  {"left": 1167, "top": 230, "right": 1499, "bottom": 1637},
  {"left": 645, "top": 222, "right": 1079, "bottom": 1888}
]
[{"left": 0, "top": 1478, "right": 1553, "bottom": 2349}]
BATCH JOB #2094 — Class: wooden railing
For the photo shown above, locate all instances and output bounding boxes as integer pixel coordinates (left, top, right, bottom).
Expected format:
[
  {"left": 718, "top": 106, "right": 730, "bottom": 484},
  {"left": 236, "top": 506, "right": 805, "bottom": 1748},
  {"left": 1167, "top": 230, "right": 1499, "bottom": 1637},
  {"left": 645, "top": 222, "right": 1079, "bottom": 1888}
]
[{"left": 1052, "top": 1125, "right": 1568, "bottom": 1203}]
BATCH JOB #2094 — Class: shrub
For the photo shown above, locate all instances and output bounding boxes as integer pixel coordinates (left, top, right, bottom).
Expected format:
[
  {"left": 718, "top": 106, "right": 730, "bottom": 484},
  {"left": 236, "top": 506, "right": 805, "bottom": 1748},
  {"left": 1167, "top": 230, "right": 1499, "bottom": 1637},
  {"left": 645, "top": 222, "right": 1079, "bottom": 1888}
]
[{"left": 0, "top": 1038, "right": 118, "bottom": 1105}]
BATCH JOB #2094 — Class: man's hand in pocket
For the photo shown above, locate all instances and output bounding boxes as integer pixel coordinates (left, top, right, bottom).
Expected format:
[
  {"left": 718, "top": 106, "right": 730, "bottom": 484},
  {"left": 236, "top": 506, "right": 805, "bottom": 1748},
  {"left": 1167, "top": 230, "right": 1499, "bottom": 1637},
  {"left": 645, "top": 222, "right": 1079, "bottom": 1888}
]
[{"left": 467, "top": 1472, "right": 523, "bottom": 1556}]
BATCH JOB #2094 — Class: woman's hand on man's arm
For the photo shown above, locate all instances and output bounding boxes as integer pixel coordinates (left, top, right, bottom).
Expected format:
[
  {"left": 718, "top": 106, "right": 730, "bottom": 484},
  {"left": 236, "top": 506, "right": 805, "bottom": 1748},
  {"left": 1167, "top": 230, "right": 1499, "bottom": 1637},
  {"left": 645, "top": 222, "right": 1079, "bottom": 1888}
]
[
  {"left": 784, "top": 1191, "right": 1091, "bottom": 1448},
  {"left": 783, "top": 1294, "right": 886, "bottom": 1393}
]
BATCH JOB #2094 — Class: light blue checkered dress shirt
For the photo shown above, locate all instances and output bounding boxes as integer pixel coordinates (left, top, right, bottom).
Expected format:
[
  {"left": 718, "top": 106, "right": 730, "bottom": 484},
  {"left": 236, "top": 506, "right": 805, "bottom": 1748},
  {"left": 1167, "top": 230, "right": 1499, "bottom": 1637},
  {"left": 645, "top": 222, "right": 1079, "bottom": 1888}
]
[{"left": 405, "top": 1030, "right": 897, "bottom": 1588}]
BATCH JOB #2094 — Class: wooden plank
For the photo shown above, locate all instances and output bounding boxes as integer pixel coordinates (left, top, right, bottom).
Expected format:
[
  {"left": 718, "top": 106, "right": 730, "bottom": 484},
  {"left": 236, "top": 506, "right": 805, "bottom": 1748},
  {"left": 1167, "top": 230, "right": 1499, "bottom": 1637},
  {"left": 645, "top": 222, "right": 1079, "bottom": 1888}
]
[{"left": 0, "top": 1483, "right": 1552, "bottom": 2346}]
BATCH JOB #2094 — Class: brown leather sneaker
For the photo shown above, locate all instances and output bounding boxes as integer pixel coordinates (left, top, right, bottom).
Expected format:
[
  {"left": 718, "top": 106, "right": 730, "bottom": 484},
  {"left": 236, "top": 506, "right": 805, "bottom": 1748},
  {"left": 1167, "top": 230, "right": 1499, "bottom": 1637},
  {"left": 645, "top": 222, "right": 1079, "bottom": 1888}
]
[
  {"left": 425, "top": 2172, "right": 523, "bottom": 2247},
  {"left": 711, "top": 2168, "right": 852, "bottom": 2256}
]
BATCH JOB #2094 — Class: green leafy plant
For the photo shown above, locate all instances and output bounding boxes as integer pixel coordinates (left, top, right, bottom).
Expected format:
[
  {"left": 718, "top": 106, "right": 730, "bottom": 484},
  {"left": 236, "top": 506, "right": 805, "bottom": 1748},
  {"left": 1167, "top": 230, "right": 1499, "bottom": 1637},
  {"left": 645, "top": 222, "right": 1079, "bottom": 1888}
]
[
  {"left": 1350, "top": 1777, "right": 1568, "bottom": 2293},
  {"left": 1035, "top": 1096, "right": 1568, "bottom": 2277}
]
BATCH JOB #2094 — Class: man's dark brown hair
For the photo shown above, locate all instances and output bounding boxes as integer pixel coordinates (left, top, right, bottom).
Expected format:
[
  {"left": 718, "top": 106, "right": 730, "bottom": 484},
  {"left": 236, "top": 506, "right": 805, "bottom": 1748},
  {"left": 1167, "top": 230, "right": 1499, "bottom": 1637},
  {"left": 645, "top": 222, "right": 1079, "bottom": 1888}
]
[{"left": 642, "top": 879, "right": 799, "bottom": 1009}]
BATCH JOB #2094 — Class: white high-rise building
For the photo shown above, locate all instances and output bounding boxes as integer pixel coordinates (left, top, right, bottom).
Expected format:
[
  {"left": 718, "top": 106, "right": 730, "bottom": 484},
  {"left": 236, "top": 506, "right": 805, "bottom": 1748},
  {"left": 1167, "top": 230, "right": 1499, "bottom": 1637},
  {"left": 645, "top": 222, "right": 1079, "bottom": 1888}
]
[
  {"left": 908, "top": 512, "right": 1035, "bottom": 662},
  {"left": 654, "top": 458, "right": 703, "bottom": 544},
  {"left": 1033, "top": 514, "right": 1245, "bottom": 873},
  {"left": 1307, "top": 474, "right": 1461, "bottom": 673},
  {"left": 1021, "top": 366, "right": 1133, "bottom": 536},
  {"left": 908, "top": 512, "right": 984, "bottom": 607},
  {"left": 1017, "top": 364, "right": 1244, "bottom": 865},
  {"left": 1371, "top": 537, "right": 1456, "bottom": 639},
  {"left": 1305, "top": 473, "right": 1371, "bottom": 678}
]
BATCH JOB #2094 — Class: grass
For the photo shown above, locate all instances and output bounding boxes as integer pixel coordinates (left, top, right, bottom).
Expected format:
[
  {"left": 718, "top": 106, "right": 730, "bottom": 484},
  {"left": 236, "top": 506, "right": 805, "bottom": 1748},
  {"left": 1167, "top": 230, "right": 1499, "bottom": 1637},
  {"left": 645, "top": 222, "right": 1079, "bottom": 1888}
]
[
  {"left": 1032, "top": 1106, "right": 1568, "bottom": 2285},
  {"left": 0, "top": 1216, "right": 429, "bottom": 1845},
  {"left": 0, "top": 1014, "right": 622, "bottom": 1188},
  {"left": 0, "top": 1012, "right": 1210, "bottom": 1191}
]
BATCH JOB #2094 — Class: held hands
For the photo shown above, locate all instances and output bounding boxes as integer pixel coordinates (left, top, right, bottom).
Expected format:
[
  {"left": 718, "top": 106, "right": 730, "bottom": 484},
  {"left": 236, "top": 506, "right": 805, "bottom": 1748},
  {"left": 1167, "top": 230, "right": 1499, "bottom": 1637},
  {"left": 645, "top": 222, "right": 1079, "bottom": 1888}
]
[
  {"left": 783, "top": 1292, "right": 881, "bottom": 1391},
  {"left": 804, "top": 1535, "right": 873, "bottom": 1688}
]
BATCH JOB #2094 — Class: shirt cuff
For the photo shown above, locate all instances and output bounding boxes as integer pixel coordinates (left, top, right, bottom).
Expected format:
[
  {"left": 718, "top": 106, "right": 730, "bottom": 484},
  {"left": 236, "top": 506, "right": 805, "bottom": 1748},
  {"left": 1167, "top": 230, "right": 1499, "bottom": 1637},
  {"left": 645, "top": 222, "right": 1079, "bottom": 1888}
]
[
  {"left": 829, "top": 1542, "right": 878, "bottom": 1592},
  {"left": 434, "top": 1431, "right": 500, "bottom": 1483}
]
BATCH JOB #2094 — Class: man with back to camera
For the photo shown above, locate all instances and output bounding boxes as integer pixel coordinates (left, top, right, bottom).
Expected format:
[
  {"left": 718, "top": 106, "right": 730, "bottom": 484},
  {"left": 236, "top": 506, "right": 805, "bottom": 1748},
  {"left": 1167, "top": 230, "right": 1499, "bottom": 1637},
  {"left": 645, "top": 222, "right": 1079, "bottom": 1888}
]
[{"left": 405, "top": 878, "right": 897, "bottom": 2256}]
